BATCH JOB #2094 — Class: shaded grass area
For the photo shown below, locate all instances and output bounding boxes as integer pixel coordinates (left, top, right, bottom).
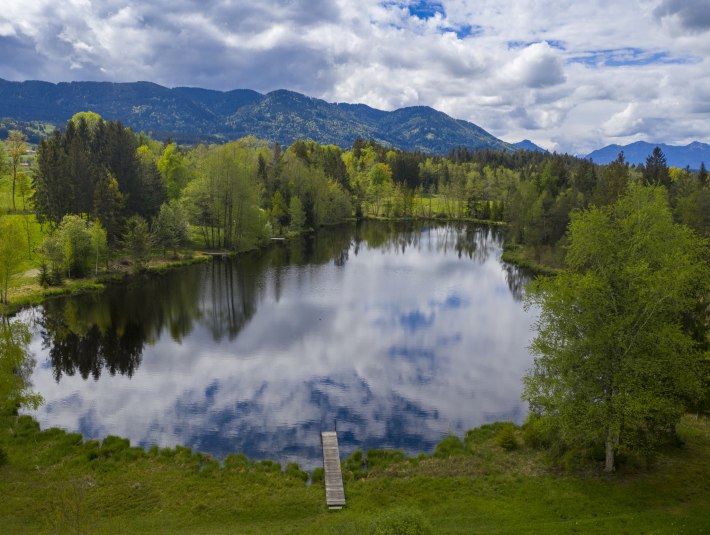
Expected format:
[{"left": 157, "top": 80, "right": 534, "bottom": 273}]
[{"left": 1, "top": 415, "right": 708, "bottom": 534}]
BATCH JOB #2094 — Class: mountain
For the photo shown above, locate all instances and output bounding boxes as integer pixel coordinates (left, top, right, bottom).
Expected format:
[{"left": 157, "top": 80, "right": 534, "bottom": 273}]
[
  {"left": 0, "top": 78, "right": 513, "bottom": 154},
  {"left": 586, "top": 141, "right": 710, "bottom": 169},
  {"left": 513, "top": 139, "right": 546, "bottom": 152}
]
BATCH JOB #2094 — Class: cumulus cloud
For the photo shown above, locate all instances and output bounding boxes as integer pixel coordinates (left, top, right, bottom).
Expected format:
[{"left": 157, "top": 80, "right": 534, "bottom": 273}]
[
  {"left": 0, "top": 0, "right": 708, "bottom": 153},
  {"left": 500, "top": 42, "right": 566, "bottom": 88}
]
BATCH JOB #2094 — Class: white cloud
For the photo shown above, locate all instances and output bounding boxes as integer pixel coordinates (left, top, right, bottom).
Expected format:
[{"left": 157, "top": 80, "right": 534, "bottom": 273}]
[{"left": 0, "top": 0, "right": 708, "bottom": 153}]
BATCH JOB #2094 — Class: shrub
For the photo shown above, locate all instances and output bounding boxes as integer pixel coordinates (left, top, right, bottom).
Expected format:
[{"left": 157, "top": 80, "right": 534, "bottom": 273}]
[
  {"left": 434, "top": 435, "right": 465, "bottom": 458},
  {"left": 224, "top": 453, "right": 249, "bottom": 470},
  {"left": 285, "top": 462, "right": 308, "bottom": 482},
  {"left": 0, "top": 447, "right": 7, "bottom": 466},
  {"left": 495, "top": 423, "right": 519, "bottom": 451},
  {"left": 254, "top": 459, "right": 281, "bottom": 473},
  {"left": 311, "top": 467, "right": 325, "bottom": 484},
  {"left": 371, "top": 507, "right": 433, "bottom": 535},
  {"left": 366, "top": 449, "right": 407, "bottom": 468},
  {"left": 522, "top": 414, "right": 554, "bottom": 449}
]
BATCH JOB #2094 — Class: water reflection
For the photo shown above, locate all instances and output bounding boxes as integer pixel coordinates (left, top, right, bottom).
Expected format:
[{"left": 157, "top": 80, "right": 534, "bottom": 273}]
[{"left": 27, "top": 222, "right": 534, "bottom": 469}]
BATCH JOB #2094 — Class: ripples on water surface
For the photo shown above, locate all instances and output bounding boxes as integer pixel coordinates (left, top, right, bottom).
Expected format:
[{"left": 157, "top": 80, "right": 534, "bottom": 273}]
[{"left": 23, "top": 222, "right": 535, "bottom": 468}]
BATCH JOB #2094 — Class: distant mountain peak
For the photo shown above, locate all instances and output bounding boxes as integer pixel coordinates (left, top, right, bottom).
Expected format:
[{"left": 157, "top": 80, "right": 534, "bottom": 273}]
[
  {"left": 513, "top": 139, "right": 546, "bottom": 152},
  {"left": 586, "top": 140, "right": 710, "bottom": 169}
]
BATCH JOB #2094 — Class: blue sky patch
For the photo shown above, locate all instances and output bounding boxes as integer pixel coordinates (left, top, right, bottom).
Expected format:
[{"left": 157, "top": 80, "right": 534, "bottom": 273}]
[
  {"left": 443, "top": 23, "right": 482, "bottom": 39},
  {"left": 508, "top": 39, "right": 566, "bottom": 50},
  {"left": 408, "top": 0, "right": 446, "bottom": 20},
  {"left": 569, "top": 47, "right": 698, "bottom": 67}
]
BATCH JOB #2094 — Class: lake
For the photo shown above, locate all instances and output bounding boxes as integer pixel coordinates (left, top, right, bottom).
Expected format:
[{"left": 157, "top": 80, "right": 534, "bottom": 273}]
[{"left": 24, "top": 222, "right": 535, "bottom": 469}]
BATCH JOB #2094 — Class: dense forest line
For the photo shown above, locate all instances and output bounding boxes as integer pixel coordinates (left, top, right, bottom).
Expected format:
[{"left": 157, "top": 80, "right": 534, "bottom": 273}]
[{"left": 0, "top": 110, "right": 707, "bottom": 296}]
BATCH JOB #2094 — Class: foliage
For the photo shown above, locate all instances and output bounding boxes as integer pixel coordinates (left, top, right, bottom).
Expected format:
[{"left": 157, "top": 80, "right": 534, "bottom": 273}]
[
  {"left": 523, "top": 185, "right": 709, "bottom": 471},
  {"left": 288, "top": 196, "right": 306, "bottom": 233},
  {"left": 57, "top": 215, "right": 94, "bottom": 279},
  {"left": 433, "top": 435, "right": 466, "bottom": 457},
  {"left": 6, "top": 129, "right": 27, "bottom": 211},
  {"left": 33, "top": 117, "right": 166, "bottom": 228},
  {"left": 0, "top": 216, "right": 25, "bottom": 303},
  {"left": 370, "top": 507, "right": 433, "bottom": 535},
  {"left": 152, "top": 201, "right": 189, "bottom": 256},
  {"left": 123, "top": 215, "right": 151, "bottom": 272},
  {"left": 495, "top": 423, "right": 520, "bottom": 450}
]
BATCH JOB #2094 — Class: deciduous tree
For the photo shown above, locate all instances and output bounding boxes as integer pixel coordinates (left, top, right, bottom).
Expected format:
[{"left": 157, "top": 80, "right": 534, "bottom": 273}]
[
  {"left": 6, "top": 130, "right": 27, "bottom": 211},
  {"left": 523, "top": 186, "right": 708, "bottom": 472}
]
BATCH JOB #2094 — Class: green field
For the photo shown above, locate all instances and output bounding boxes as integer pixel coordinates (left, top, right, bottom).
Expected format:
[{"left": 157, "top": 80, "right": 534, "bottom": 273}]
[{"left": 1, "top": 415, "right": 708, "bottom": 534}]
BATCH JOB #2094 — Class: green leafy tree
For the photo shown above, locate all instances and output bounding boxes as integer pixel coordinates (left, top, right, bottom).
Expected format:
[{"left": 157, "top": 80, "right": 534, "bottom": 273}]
[
  {"left": 0, "top": 216, "right": 24, "bottom": 303},
  {"left": 270, "top": 191, "right": 289, "bottom": 233},
  {"left": 123, "top": 215, "right": 151, "bottom": 272},
  {"left": 288, "top": 196, "right": 306, "bottom": 233},
  {"left": 158, "top": 143, "right": 192, "bottom": 200},
  {"left": 58, "top": 215, "right": 93, "bottom": 279},
  {"left": 6, "top": 130, "right": 28, "bottom": 211},
  {"left": 90, "top": 220, "right": 108, "bottom": 276},
  {"left": 523, "top": 186, "right": 708, "bottom": 472}
]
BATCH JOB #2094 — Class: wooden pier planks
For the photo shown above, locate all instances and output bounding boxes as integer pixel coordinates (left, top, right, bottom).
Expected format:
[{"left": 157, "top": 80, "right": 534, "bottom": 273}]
[{"left": 321, "top": 431, "right": 346, "bottom": 509}]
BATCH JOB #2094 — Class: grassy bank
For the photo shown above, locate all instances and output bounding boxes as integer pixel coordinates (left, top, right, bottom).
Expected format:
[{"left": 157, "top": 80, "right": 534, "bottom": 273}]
[
  {"left": 1, "top": 415, "right": 708, "bottom": 534},
  {"left": 1, "top": 253, "right": 213, "bottom": 315}
]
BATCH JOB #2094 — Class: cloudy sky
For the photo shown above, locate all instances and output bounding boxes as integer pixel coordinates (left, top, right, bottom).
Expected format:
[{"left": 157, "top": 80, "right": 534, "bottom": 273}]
[{"left": 1, "top": 0, "right": 709, "bottom": 153}]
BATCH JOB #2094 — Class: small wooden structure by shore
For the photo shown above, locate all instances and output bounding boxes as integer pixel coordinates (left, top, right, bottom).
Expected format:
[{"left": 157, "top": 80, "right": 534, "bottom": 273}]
[{"left": 321, "top": 431, "right": 346, "bottom": 509}]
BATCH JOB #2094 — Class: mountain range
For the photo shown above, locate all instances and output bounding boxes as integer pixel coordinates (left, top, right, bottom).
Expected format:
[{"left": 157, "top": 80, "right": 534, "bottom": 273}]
[
  {"left": 0, "top": 78, "right": 513, "bottom": 154},
  {"left": 586, "top": 141, "right": 710, "bottom": 169}
]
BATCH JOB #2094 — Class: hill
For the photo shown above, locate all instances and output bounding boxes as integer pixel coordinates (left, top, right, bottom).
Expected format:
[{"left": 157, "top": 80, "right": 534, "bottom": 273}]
[
  {"left": 586, "top": 140, "right": 710, "bottom": 169},
  {"left": 0, "top": 78, "right": 512, "bottom": 154},
  {"left": 513, "top": 139, "right": 546, "bottom": 152}
]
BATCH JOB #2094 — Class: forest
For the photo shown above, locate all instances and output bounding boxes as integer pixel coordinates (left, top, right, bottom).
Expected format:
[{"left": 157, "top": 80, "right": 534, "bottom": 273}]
[{"left": 2, "top": 111, "right": 709, "bottom": 300}]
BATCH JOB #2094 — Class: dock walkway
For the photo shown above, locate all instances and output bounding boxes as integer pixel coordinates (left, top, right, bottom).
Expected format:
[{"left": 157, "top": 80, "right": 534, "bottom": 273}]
[{"left": 321, "top": 431, "right": 346, "bottom": 509}]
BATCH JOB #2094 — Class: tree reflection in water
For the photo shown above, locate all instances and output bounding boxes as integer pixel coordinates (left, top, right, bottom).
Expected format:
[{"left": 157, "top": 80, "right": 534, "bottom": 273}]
[{"left": 29, "top": 222, "right": 533, "bottom": 467}]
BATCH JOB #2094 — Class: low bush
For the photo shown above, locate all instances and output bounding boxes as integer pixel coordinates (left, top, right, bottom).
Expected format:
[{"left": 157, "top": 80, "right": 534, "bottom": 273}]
[
  {"left": 434, "top": 435, "right": 465, "bottom": 458},
  {"left": 495, "top": 424, "right": 519, "bottom": 451},
  {"left": 371, "top": 506, "right": 433, "bottom": 535}
]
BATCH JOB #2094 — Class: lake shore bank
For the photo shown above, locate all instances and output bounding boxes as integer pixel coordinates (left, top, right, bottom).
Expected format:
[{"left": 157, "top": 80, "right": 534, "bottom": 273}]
[{"left": 1, "top": 413, "right": 708, "bottom": 534}]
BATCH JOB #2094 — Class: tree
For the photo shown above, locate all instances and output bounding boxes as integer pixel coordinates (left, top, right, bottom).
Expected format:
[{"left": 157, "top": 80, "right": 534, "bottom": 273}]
[
  {"left": 90, "top": 220, "right": 108, "bottom": 276},
  {"left": 6, "top": 130, "right": 28, "bottom": 211},
  {"left": 270, "top": 191, "right": 289, "bottom": 234},
  {"left": 58, "top": 215, "right": 93, "bottom": 279},
  {"left": 123, "top": 215, "right": 151, "bottom": 272},
  {"left": 157, "top": 143, "right": 192, "bottom": 200},
  {"left": 642, "top": 147, "right": 671, "bottom": 189},
  {"left": 289, "top": 196, "right": 306, "bottom": 233},
  {"left": 699, "top": 162, "right": 708, "bottom": 188},
  {"left": 523, "top": 186, "right": 708, "bottom": 472},
  {"left": 152, "top": 201, "right": 189, "bottom": 257},
  {"left": 93, "top": 170, "right": 124, "bottom": 245},
  {"left": 0, "top": 217, "right": 24, "bottom": 303}
]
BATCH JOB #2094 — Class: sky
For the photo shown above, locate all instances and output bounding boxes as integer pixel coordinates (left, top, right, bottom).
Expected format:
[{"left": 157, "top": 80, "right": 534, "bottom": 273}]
[{"left": 1, "top": 0, "right": 709, "bottom": 154}]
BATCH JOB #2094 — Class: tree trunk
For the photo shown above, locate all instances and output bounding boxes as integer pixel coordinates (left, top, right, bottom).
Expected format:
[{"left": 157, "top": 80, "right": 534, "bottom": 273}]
[{"left": 604, "top": 430, "right": 616, "bottom": 472}]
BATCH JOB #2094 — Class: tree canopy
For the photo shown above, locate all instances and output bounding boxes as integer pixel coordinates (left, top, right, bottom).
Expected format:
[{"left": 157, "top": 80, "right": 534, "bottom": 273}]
[{"left": 523, "top": 185, "right": 709, "bottom": 471}]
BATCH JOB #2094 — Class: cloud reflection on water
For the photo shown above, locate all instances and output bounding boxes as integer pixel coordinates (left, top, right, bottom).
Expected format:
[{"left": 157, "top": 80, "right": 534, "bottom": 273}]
[{"left": 27, "top": 222, "right": 536, "bottom": 469}]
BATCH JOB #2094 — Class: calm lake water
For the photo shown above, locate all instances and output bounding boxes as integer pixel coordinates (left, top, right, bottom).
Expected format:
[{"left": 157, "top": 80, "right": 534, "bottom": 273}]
[{"left": 24, "top": 222, "right": 535, "bottom": 469}]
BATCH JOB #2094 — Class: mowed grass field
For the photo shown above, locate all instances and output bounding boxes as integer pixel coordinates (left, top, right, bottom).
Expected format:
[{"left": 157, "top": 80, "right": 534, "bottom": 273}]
[{"left": 1, "top": 415, "right": 708, "bottom": 534}]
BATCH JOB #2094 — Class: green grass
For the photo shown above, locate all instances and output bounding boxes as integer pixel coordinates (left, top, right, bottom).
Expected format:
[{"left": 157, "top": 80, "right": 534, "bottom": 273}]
[{"left": 1, "top": 415, "right": 708, "bottom": 534}]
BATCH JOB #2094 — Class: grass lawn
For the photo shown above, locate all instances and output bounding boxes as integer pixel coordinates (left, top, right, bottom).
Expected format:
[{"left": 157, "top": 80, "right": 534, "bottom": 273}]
[{"left": 1, "top": 415, "right": 708, "bottom": 534}]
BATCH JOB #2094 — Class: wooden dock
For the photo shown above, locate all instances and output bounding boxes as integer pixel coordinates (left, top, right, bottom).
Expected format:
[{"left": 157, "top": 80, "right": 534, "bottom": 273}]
[{"left": 321, "top": 431, "right": 346, "bottom": 509}]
